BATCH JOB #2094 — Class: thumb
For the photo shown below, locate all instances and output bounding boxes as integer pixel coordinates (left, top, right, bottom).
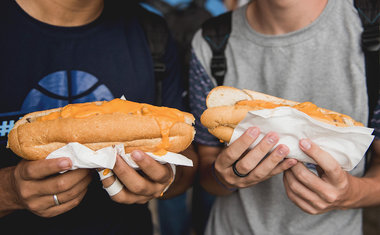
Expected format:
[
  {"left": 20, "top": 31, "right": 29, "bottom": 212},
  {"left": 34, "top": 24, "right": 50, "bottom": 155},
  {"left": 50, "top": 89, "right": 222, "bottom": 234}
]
[{"left": 18, "top": 158, "right": 72, "bottom": 180}]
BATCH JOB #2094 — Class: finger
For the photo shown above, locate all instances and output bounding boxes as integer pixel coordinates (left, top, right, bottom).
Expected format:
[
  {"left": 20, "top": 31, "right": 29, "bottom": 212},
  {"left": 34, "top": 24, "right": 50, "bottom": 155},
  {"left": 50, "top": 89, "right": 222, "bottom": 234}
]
[
  {"left": 290, "top": 163, "right": 335, "bottom": 202},
  {"left": 283, "top": 173, "right": 319, "bottom": 215},
  {"left": 110, "top": 187, "right": 153, "bottom": 205},
  {"left": 299, "top": 139, "right": 342, "bottom": 180},
  {"left": 284, "top": 169, "right": 326, "bottom": 211},
  {"left": 31, "top": 169, "right": 91, "bottom": 195},
  {"left": 112, "top": 156, "right": 159, "bottom": 196},
  {"left": 44, "top": 173, "right": 92, "bottom": 209},
  {"left": 18, "top": 158, "right": 72, "bottom": 180},
  {"left": 267, "top": 158, "right": 297, "bottom": 176},
  {"left": 237, "top": 136, "right": 282, "bottom": 176},
  {"left": 218, "top": 127, "right": 260, "bottom": 168},
  {"left": 131, "top": 151, "right": 172, "bottom": 184},
  {"left": 37, "top": 189, "right": 87, "bottom": 218}
]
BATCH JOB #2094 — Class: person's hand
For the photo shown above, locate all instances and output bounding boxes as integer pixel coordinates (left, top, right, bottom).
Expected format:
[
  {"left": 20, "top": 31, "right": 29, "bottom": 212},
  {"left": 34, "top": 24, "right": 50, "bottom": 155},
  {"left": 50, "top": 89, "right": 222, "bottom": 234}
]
[
  {"left": 213, "top": 127, "right": 297, "bottom": 189},
  {"left": 100, "top": 150, "right": 174, "bottom": 204},
  {"left": 12, "top": 158, "right": 92, "bottom": 217},
  {"left": 283, "top": 139, "right": 356, "bottom": 214}
]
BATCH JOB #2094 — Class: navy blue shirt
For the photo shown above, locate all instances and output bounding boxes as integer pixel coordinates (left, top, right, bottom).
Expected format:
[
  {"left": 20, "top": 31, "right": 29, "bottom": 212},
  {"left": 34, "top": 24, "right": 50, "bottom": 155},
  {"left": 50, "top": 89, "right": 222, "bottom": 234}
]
[{"left": 0, "top": 1, "right": 183, "bottom": 234}]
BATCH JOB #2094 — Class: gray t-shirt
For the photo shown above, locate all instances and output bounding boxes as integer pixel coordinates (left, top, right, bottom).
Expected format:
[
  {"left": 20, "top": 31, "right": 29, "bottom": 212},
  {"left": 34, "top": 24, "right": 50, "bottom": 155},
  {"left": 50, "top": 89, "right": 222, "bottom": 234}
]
[{"left": 191, "top": 0, "right": 368, "bottom": 234}]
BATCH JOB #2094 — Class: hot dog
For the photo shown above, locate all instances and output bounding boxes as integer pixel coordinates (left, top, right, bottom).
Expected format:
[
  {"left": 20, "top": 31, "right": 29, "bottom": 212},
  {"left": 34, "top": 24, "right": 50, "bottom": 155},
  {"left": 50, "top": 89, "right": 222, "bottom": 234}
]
[
  {"left": 7, "top": 98, "right": 195, "bottom": 160},
  {"left": 201, "top": 86, "right": 363, "bottom": 143}
]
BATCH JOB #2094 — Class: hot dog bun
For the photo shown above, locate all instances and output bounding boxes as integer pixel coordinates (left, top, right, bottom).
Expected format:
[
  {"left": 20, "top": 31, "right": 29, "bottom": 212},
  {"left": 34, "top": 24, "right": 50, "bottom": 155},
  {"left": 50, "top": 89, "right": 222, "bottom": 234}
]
[
  {"left": 201, "top": 86, "right": 363, "bottom": 143},
  {"left": 7, "top": 99, "right": 195, "bottom": 160}
]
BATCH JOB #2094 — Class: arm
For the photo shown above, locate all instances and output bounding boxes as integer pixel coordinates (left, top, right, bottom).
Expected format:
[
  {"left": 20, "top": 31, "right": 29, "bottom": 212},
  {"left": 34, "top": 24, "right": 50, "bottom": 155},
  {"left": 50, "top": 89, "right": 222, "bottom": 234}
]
[{"left": 0, "top": 158, "right": 91, "bottom": 218}]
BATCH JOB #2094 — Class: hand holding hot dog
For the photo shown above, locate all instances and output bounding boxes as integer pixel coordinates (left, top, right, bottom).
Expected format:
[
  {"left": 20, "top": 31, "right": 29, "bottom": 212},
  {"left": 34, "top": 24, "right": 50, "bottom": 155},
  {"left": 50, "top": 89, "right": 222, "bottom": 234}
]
[
  {"left": 283, "top": 139, "right": 359, "bottom": 214},
  {"left": 100, "top": 151, "right": 174, "bottom": 204},
  {"left": 212, "top": 127, "right": 297, "bottom": 193},
  {"left": 3, "top": 158, "right": 91, "bottom": 218}
]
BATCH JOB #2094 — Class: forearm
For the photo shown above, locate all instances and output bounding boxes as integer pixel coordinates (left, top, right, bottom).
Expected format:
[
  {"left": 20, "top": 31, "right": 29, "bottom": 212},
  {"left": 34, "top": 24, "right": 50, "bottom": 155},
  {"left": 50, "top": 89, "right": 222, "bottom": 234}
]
[
  {"left": 0, "top": 166, "right": 22, "bottom": 217},
  {"left": 160, "top": 144, "right": 198, "bottom": 199}
]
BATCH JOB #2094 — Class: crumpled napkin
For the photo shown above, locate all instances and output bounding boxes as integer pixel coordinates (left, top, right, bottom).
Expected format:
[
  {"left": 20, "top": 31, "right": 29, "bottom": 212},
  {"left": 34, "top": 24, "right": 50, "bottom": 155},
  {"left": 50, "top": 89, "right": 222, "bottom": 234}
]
[
  {"left": 229, "top": 107, "right": 374, "bottom": 171},
  {"left": 46, "top": 143, "right": 193, "bottom": 171}
]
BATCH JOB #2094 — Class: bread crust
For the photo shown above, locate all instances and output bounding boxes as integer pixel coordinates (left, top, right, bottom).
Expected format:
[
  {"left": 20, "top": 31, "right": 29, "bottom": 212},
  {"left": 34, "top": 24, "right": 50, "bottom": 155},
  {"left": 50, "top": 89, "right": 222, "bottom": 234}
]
[
  {"left": 8, "top": 102, "right": 195, "bottom": 160},
  {"left": 201, "top": 86, "right": 362, "bottom": 142}
]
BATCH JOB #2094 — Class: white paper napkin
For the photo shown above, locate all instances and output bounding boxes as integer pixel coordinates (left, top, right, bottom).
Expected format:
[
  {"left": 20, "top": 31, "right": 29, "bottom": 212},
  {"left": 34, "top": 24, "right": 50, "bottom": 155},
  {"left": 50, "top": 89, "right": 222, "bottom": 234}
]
[
  {"left": 46, "top": 143, "right": 193, "bottom": 171},
  {"left": 229, "top": 107, "right": 374, "bottom": 171}
]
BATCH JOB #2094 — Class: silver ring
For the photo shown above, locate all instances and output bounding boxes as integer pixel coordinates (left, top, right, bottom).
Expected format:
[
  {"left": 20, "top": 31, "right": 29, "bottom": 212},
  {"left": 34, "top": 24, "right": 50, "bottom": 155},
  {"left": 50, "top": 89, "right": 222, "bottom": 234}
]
[{"left": 53, "top": 194, "right": 61, "bottom": 206}]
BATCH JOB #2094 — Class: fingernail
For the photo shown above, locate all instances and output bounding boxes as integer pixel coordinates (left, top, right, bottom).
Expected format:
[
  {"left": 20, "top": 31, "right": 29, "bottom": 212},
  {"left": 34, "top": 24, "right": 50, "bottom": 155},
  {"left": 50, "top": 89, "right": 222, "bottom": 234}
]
[
  {"left": 266, "top": 133, "right": 278, "bottom": 144},
  {"left": 278, "top": 146, "right": 288, "bottom": 156},
  {"left": 59, "top": 159, "right": 71, "bottom": 169},
  {"left": 300, "top": 139, "right": 311, "bottom": 150},
  {"left": 247, "top": 127, "right": 259, "bottom": 138},
  {"left": 132, "top": 151, "right": 144, "bottom": 161}
]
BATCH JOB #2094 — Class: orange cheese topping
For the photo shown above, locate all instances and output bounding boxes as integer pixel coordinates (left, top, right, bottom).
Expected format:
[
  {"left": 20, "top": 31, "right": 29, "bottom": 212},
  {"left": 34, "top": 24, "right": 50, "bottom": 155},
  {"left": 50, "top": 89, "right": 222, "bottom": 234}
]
[
  {"left": 38, "top": 98, "right": 186, "bottom": 155},
  {"left": 236, "top": 100, "right": 363, "bottom": 127}
]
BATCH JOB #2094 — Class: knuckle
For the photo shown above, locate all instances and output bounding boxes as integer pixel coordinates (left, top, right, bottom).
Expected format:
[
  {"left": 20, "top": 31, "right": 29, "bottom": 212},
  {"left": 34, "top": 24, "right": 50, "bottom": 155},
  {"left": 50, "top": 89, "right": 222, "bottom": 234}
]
[
  {"left": 288, "top": 181, "right": 297, "bottom": 192},
  {"left": 136, "top": 198, "right": 150, "bottom": 204},
  {"left": 72, "top": 196, "right": 82, "bottom": 207},
  {"left": 27, "top": 202, "right": 40, "bottom": 212},
  {"left": 324, "top": 192, "right": 338, "bottom": 203},
  {"left": 112, "top": 194, "right": 128, "bottom": 204},
  {"left": 308, "top": 209, "right": 320, "bottom": 215},
  {"left": 252, "top": 171, "right": 266, "bottom": 180},
  {"left": 314, "top": 201, "right": 327, "bottom": 211},
  {"left": 237, "top": 162, "right": 251, "bottom": 174},
  {"left": 153, "top": 191, "right": 162, "bottom": 198},
  {"left": 56, "top": 179, "right": 68, "bottom": 192},
  {"left": 38, "top": 211, "right": 49, "bottom": 218},
  {"left": 130, "top": 184, "right": 147, "bottom": 195},
  {"left": 224, "top": 148, "right": 237, "bottom": 160},
  {"left": 270, "top": 152, "right": 285, "bottom": 164},
  {"left": 19, "top": 188, "right": 30, "bottom": 200},
  {"left": 297, "top": 170, "right": 309, "bottom": 181},
  {"left": 23, "top": 165, "right": 34, "bottom": 178},
  {"left": 224, "top": 176, "right": 235, "bottom": 186},
  {"left": 65, "top": 190, "right": 75, "bottom": 200}
]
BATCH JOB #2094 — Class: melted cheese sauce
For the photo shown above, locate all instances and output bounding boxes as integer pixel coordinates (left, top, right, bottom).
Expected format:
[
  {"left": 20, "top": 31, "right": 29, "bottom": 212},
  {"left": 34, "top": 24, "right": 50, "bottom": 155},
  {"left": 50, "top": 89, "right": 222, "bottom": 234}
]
[
  {"left": 38, "top": 99, "right": 186, "bottom": 155},
  {"left": 236, "top": 100, "right": 362, "bottom": 126}
]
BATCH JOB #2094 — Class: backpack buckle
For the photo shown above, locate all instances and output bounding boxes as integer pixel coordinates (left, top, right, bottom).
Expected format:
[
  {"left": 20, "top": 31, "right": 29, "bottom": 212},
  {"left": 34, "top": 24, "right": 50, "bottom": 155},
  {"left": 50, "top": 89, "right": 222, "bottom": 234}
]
[
  {"left": 154, "top": 62, "right": 166, "bottom": 73},
  {"left": 211, "top": 55, "right": 227, "bottom": 78},
  {"left": 362, "top": 23, "right": 380, "bottom": 52}
]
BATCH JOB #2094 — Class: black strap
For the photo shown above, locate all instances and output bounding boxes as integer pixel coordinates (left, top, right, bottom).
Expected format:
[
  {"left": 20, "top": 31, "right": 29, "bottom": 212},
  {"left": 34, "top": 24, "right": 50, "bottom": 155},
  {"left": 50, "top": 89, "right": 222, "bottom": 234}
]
[
  {"left": 202, "top": 12, "right": 232, "bottom": 86},
  {"left": 354, "top": 0, "right": 380, "bottom": 124},
  {"left": 136, "top": 6, "right": 169, "bottom": 106},
  {"left": 140, "top": 0, "right": 174, "bottom": 15}
]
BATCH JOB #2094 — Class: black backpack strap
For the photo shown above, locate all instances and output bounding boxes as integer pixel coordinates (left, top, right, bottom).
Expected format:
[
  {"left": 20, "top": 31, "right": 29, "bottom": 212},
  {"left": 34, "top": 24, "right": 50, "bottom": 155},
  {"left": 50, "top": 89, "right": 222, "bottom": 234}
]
[
  {"left": 354, "top": 0, "right": 380, "bottom": 124},
  {"left": 136, "top": 6, "right": 169, "bottom": 106},
  {"left": 201, "top": 12, "right": 232, "bottom": 86},
  {"left": 140, "top": 0, "right": 174, "bottom": 15}
]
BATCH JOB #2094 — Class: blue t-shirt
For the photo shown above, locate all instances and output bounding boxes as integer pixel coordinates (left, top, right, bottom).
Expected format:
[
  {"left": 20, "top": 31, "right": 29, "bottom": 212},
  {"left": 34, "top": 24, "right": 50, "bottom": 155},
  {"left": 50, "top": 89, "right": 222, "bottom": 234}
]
[{"left": 0, "top": 1, "right": 183, "bottom": 234}]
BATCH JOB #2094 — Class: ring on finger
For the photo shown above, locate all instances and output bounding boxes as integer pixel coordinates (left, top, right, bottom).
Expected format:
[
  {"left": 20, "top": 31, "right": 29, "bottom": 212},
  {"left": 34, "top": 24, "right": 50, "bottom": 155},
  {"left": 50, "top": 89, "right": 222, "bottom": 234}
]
[
  {"left": 53, "top": 194, "right": 61, "bottom": 206},
  {"left": 232, "top": 160, "right": 250, "bottom": 178}
]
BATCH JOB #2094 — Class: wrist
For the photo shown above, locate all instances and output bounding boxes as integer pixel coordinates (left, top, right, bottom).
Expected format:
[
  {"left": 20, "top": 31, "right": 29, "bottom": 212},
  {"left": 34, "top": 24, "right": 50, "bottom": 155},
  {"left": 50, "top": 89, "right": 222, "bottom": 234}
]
[
  {"left": 0, "top": 167, "right": 23, "bottom": 216},
  {"left": 340, "top": 174, "right": 366, "bottom": 209},
  {"left": 211, "top": 162, "right": 237, "bottom": 193}
]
